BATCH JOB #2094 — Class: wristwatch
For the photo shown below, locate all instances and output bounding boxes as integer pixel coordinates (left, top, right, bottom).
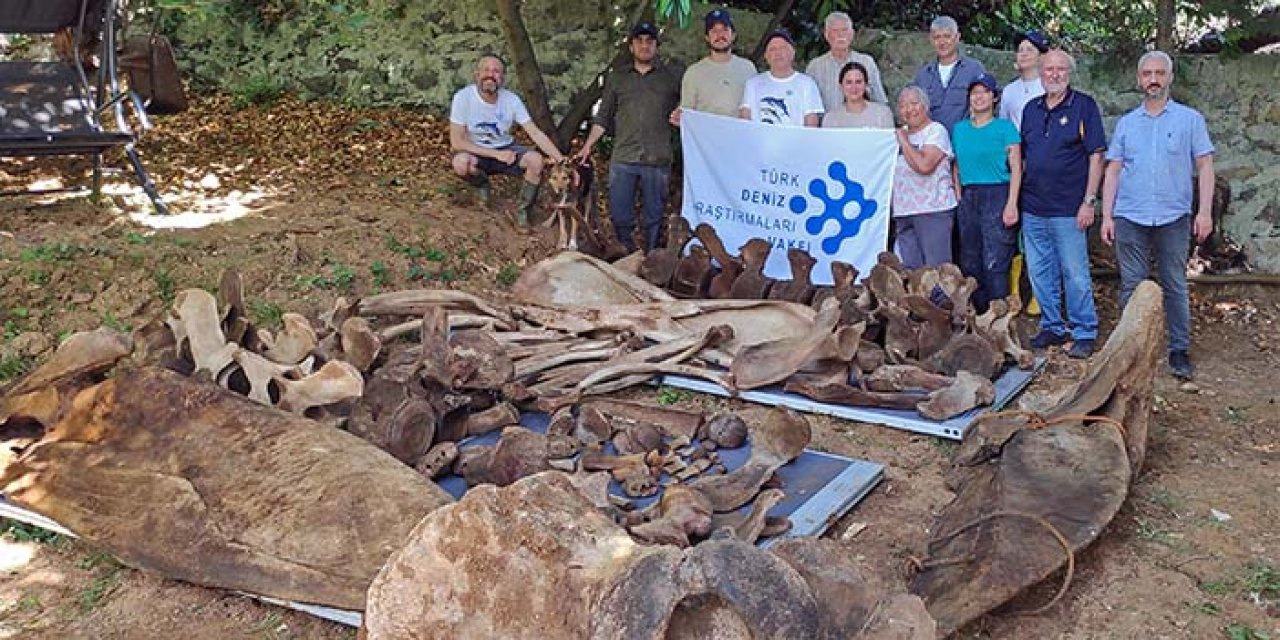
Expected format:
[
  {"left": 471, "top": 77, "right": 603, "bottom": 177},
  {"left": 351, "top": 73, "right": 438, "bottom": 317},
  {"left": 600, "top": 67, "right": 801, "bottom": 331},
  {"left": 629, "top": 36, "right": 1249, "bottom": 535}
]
[{"left": 1083, "top": 194, "right": 1099, "bottom": 206}]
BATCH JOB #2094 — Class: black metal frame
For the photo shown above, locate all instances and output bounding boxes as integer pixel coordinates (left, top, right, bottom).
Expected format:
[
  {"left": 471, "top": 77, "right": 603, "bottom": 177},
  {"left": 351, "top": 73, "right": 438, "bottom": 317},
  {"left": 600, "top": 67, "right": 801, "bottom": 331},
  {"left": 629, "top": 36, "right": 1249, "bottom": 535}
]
[{"left": 0, "top": 0, "right": 169, "bottom": 214}]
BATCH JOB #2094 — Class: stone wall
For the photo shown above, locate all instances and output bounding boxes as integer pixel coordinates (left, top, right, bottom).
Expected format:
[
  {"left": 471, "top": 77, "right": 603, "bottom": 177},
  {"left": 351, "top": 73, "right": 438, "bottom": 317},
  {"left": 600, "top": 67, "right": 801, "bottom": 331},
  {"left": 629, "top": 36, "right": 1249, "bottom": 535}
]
[
  {"left": 857, "top": 30, "right": 1280, "bottom": 272},
  {"left": 172, "top": 4, "right": 1278, "bottom": 270}
]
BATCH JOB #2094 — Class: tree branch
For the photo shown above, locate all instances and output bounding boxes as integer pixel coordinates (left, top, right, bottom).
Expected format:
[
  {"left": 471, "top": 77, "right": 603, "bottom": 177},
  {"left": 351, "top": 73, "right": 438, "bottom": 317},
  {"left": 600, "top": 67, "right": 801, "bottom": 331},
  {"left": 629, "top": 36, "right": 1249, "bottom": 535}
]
[{"left": 495, "top": 0, "right": 559, "bottom": 151}]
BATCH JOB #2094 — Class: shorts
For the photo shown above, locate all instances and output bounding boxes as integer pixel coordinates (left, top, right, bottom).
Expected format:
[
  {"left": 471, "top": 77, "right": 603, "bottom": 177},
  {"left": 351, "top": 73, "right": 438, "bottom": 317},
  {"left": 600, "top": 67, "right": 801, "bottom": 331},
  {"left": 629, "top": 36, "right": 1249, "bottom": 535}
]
[{"left": 474, "top": 144, "right": 529, "bottom": 177}]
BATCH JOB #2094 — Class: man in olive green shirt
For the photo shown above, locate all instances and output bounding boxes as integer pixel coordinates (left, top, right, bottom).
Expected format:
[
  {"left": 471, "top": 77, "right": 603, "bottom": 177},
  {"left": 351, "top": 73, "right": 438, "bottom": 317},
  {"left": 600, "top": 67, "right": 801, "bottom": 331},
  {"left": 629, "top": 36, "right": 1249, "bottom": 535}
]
[{"left": 574, "top": 22, "right": 682, "bottom": 251}]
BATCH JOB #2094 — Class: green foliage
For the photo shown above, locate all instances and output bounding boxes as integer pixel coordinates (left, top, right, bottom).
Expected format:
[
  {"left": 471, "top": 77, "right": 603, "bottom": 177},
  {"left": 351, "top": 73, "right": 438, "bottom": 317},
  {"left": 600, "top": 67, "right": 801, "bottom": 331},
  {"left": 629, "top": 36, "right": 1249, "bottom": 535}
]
[
  {"left": 124, "top": 231, "right": 152, "bottom": 245},
  {"left": 247, "top": 300, "right": 284, "bottom": 329},
  {"left": 654, "top": 0, "right": 693, "bottom": 29},
  {"left": 298, "top": 263, "right": 356, "bottom": 290},
  {"left": 230, "top": 71, "right": 286, "bottom": 108},
  {"left": 101, "top": 312, "right": 132, "bottom": 333},
  {"left": 2, "top": 518, "right": 64, "bottom": 546},
  {"left": 0, "top": 356, "right": 32, "bottom": 382},
  {"left": 154, "top": 269, "right": 177, "bottom": 306},
  {"left": 495, "top": 263, "right": 521, "bottom": 287},
  {"left": 19, "top": 242, "right": 79, "bottom": 263},
  {"left": 370, "top": 260, "right": 390, "bottom": 288},
  {"left": 1225, "top": 624, "right": 1271, "bottom": 640},
  {"left": 655, "top": 386, "right": 691, "bottom": 405}
]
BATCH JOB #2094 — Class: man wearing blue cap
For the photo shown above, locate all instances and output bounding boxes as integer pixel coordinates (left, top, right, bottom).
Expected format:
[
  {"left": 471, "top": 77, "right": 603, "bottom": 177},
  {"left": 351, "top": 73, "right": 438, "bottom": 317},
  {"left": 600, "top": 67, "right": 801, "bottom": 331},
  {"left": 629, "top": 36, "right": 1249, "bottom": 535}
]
[
  {"left": 674, "top": 8, "right": 757, "bottom": 121},
  {"left": 952, "top": 73, "right": 1023, "bottom": 312},
  {"left": 739, "top": 30, "right": 823, "bottom": 127},
  {"left": 1000, "top": 30, "right": 1048, "bottom": 130},
  {"left": 574, "top": 22, "right": 682, "bottom": 251}
]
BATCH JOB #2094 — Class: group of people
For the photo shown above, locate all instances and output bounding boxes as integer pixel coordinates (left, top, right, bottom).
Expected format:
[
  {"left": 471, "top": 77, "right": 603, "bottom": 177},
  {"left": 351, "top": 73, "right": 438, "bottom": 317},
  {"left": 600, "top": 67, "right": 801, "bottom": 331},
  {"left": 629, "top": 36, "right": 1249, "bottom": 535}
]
[{"left": 446, "top": 10, "right": 1215, "bottom": 380}]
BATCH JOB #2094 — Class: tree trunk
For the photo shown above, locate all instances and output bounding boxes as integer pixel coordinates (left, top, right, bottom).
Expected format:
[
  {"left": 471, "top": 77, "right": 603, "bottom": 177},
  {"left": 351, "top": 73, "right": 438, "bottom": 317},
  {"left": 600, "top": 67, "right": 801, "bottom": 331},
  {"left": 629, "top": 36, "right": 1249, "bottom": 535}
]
[
  {"left": 495, "top": 0, "right": 559, "bottom": 151},
  {"left": 1155, "top": 0, "right": 1176, "bottom": 51},
  {"left": 553, "top": 0, "right": 653, "bottom": 149},
  {"left": 751, "top": 0, "right": 802, "bottom": 62}
]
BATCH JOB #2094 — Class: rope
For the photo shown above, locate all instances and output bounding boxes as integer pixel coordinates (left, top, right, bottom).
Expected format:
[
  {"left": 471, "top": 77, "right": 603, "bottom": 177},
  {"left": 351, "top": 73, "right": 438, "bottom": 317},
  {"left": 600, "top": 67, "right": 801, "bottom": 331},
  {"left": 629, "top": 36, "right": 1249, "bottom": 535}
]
[
  {"left": 915, "top": 510, "right": 1077, "bottom": 616},
  {"left": 971, "top": 409, "right": 1128, "bottom": 442}
]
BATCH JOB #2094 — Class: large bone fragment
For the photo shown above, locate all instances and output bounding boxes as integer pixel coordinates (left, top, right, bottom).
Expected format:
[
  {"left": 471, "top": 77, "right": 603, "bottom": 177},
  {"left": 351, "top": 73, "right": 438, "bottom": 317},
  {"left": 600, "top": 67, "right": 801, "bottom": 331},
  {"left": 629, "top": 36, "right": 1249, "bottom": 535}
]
[
  {"left": 166, "top": 289, "right": 237, "bottom": 379},
  {"left": 275, "top": 359, "right": 364, "bottom": 415},
  {"left": 259, "top": 313, "right": 317, "bottom": 365},
  {"left": 512, "top": 250, "right": 674, "bottom": 306},
  {"left": 2, "top": 328, "right": 132, "bottom": 398},
  {"left": 1, "top": 366, "right": 451, "bottom": 610},
  {"left": 689, "top": 408, "right": 809, "bottom": 512},
  {"left": 358, "top": 289, "right": 514, "bottom": 327},
  {"left": 910, "top": 282, "right": 1164, "bottom": 636},
  {"left": 732, "top": 297, "right": 840, "bottom": 390},
  {"left": 915, "top": 370, "right": 995, "bottom": 421}
]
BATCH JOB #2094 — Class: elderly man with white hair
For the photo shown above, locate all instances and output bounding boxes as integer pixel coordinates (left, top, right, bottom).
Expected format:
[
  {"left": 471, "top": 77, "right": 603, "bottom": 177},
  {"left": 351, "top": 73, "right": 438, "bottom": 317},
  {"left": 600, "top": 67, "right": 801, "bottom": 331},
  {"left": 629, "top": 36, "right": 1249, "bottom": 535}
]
[
  {"left": 805, "top": 11, "right": 888, "bottom": 115},
  {"left": 911, "top": 15, "right": 986, "bottom": 133},
  {"left": 1019, "top": 48, "right": 1106, "bottom": 360},
  {"left": 1101, "top": 50, "right": 1215, "bottom": 380}
]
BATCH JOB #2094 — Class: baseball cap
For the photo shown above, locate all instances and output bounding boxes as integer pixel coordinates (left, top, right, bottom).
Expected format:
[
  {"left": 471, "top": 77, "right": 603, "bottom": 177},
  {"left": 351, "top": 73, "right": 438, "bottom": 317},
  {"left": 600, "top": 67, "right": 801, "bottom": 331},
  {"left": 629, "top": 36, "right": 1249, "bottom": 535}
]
[
  {"left": 968, "top": 72, "right": 999, "bottom": 94},
  {"left": 704, "top": 8, "right": 733, "bottom": 33},
  {"left": 631, "top": 22, "right": 659, "bottom": 40},
  {"left": 763, "top": 29, "right": 794, "bottom": 48},
  {"left": 1014, "top": 30, "right": 1049, "bottom": 53}
]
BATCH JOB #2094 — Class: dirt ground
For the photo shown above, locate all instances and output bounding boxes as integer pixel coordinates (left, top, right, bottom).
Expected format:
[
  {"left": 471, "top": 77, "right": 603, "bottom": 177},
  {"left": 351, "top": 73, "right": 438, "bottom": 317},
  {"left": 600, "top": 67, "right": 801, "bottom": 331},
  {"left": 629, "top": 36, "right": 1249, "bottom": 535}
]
[{"left": 1, "top": 95, "right": 1277, "bottom": 639}]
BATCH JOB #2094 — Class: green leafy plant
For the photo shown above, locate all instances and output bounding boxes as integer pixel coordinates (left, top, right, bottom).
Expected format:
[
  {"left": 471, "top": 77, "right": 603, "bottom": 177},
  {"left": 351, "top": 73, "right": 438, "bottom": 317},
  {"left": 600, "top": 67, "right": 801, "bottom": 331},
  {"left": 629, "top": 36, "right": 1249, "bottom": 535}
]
[
  {"left": 370, "top": 261, "right": 390, "bottom": 288},
  {"left": 0, "top": 356, "right": 31, "bottom": 382},
  {"left": 101, "top": 312, "right": 132, "bottom": 333},
  {"left": 247, "top": 300, "right": 284, "bottom": 329},
  {"left": 154, "top": 269, "right": 176, "bottom": 305},
  {"left": 2, "top": 518, "right": 64, "bottom": 545},
  {"left": 655, "top": 386, "right": 691, "bottom": 405},
  {"left": 496, "top": 263, "right": 521, "bottom": 287},
  {"left": 1224, "top": 624, "right": 1270, "bottom": 640},
  {"left": 231, "top": 71, "right": 285, "bottom": 108},
  {"left": 124, "top": 231, "right": 152, "bottom": 245},
  {"left": 19, "top": 242, "right": 79, "bottom": 263}
]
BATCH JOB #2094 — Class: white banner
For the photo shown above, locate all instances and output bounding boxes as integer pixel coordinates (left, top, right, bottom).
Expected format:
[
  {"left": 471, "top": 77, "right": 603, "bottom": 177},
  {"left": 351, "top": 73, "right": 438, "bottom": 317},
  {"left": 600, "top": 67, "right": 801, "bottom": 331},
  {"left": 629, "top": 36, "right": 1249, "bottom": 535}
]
[{"left": 680, "top": 110, "right": 897, "bottom": 286}]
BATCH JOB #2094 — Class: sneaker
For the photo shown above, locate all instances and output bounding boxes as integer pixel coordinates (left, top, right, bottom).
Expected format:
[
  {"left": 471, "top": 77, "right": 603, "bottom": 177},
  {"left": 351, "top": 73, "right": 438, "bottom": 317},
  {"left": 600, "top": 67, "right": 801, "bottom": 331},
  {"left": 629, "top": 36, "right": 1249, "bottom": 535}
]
[
  {"left": 1029, "top": 329, "right": 1070, "bottom": 349},
  {"left": 1169, "top": 351, "right": 1195, "bottom": 380},
  {"left": 1067, "top": 339, "right": 1095, "bottom": 359}
]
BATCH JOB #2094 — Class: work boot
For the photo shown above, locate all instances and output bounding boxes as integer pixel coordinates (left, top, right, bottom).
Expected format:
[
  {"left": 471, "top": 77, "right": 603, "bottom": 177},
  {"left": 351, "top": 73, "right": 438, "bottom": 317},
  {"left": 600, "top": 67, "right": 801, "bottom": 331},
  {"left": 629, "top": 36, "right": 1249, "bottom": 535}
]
[
  {"left": 1067, "top": 338, "right": 1095, "bottom": 360},
  {"left": 465, "top": 173, "right": 491, "bottom": 207},
  {"left": 1029, "top": 329, "right": 1069, "bottom": 350},
  {"left": 515, "top": 181, "right": 539, "bottom": 228},
  {"left": 1169, "top": 350, "right": 1195, "bottom": 380}
]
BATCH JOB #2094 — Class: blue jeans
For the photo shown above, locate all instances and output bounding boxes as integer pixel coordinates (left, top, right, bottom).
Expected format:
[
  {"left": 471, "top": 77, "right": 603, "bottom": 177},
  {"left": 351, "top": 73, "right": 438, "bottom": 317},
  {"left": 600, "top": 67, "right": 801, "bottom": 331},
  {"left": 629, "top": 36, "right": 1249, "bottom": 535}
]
[
  {"left": 1022, "top": 213, "right": 1098, "bottom": 340},
  {"left": 958, "top": 184, "right": 1017, "bottom": 311},
  {"left": 1114, "top": 215, "right": 1191, "bottom": 352},
  {"left": 608, "top": 162, "right": 670, "bottom": 251},
  {"left": 894, "top": 208, "right": 955, "bottom": 270}
]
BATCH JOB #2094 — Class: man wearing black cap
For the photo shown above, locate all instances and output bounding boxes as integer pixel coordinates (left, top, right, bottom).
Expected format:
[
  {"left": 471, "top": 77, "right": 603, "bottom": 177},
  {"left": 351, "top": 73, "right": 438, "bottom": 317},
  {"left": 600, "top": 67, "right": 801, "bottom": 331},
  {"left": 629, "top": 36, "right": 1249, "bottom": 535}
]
[
  {"left": 1000, "top": 30, "right": 1048, "bottom": 130},
  {"left": 574, "top": 23, "right": 682, "bottom": 252},
  {"left": 674, "top": 8, "right": 757, "bottom": 120},
  {"left": 738, "top": 30, "right": 823, "bottom": 127}
]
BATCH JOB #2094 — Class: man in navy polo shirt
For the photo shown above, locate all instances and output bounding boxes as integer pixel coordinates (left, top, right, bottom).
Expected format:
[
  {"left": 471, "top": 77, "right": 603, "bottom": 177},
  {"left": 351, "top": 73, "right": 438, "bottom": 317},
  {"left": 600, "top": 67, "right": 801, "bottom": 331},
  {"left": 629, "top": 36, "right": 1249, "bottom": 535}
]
[
  {"left": 1101, "top": 51, "right": 1215, "bottom": 380},
  {"left": 1019, "top": 48, "right": 1105, "bottom": 359}
]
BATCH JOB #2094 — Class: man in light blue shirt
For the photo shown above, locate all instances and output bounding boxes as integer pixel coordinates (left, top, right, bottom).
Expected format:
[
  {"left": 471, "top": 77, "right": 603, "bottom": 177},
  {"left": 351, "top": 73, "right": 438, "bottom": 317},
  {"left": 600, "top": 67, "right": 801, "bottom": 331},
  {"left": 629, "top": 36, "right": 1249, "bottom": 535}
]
[{"left": 1101, "top": 51, "right": 1215, "bottom": 380}]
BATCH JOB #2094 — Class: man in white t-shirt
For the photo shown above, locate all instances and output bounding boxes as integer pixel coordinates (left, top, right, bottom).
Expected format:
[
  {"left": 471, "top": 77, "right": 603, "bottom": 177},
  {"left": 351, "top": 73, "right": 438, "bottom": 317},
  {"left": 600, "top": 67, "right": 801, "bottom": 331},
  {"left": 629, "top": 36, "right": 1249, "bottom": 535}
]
[
  {"left": 999, "top": 30, "right": 1048, "bottom": 130},
  {"left": 739, "top": 30, "right": 823, "bottom": 127},
  {"left": 449, "top": 54, "right": 566, "bottom": 227}
]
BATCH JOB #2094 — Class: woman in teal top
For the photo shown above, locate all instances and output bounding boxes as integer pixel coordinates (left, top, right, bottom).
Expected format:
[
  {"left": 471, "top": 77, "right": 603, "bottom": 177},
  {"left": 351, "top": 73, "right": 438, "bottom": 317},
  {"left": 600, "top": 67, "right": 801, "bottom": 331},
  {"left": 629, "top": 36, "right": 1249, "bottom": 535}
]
[{"left": 951, "top": 73, "right": 1022, "bottom": 312}]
